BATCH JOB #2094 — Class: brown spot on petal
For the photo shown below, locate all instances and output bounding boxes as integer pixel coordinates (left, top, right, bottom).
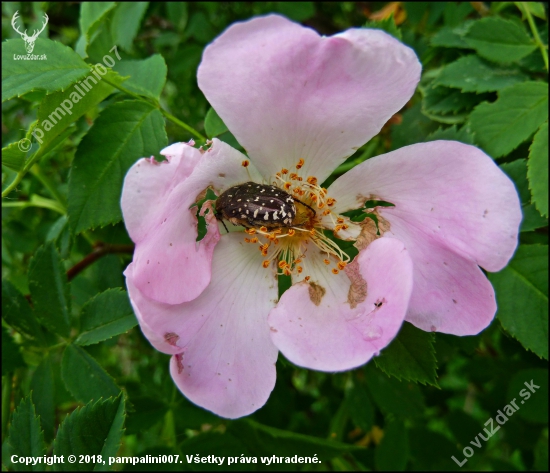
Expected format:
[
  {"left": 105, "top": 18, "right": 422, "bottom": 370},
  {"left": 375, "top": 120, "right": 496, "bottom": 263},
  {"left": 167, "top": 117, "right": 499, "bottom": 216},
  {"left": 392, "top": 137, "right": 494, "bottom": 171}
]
[
  {"left": 165, "top": 332, "right": 179, "bottom": 346},
  {"left": 346, "top": 260, "right": 368, "bottom": 309},
  {"left": 175, "top": 353, "right": 184, "bottom": 373},
  {"left": 308, "top": 282, "right": 326, "bottom": 306},
  {"left": 354, "top": 211, "right": 390, "bottom": 251}
]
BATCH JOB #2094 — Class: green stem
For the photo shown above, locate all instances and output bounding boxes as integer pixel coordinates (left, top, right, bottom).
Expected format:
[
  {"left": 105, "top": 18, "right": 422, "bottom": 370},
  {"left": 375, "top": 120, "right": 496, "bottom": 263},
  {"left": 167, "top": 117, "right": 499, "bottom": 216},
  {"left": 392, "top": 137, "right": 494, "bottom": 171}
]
[
  {"left": 522, "top": 2, "right": 549, "bottom": 72},
  {"left": 101, "top": 76, "right": 206, "bottom": 141},
  {"left": 30, "top": 164, "right": 67, "bottom": 210},
  {"left": 2, "top": 195, "right": 65, "bottom": 215},
  {"left": 2, "top": 144, "right": 49, "bottom": 199}
]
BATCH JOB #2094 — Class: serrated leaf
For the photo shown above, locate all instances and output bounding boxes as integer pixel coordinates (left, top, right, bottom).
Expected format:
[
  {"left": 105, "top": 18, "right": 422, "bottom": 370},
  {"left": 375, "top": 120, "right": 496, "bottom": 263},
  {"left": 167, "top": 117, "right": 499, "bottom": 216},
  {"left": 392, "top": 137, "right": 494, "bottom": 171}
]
[
  {"left": 422, "top": 84, "right": 480, "bottom": 114},
  {"left": 7, "top": 394, "right": 46, "bottom": 472},
  {"left": 68, "top": 100, "right": 167, "bottom": 234},
  {"left": 430, "top": 21, "right": 475, "bottom": 49},
  {"left": 2, "top": 280, "right": 46, "bottom": 345},
  {"left": 2, "top": 326, "right": 25, "bottom": 376},
  {"left": 2, "top": 38, "right": 90, "bottom": 102},
  {"left": 435, "top": 55, "right": 528, "bottom": 93},
  {"left": 61, "top": 344, "right": 120, "bottom": 403},
  {"left": 528, "top": 122, "right": 548, "bottom": 217},
  {"left": 469, "top": 81, "right": 548, "bottom": 158},
  {"left": 113, "top": 55, "right": 167, "bottom": 100},
  {"left": 490, "top": 245, "right": 548, "bottom": 359},
  {"left": 111, "top": 2, "right": 149, "bottom": 52},
  {"left": 364, "top": 13, "right": 402, "bottom": 40},
  {"left": 75, "top": 2, "right": 117, "bottom": 58},
  {"left": 516, "top": 2, "right": 547, "bottom": 20},
  {"left": 34, "top": 69, "right": 125, "bottom": 154},
  {"left": 28, "top": 242, "right": 71, "bottom": 337},
  {"left": 364, "top": 364, "right": 425, "bottom": 418},
  {"left": 53, "top": 395, "right": 125, "bottom": 472},
  {"left": 75, "top": 288, "right": 137, "bottom": 346},
  {"left": 464, "top": 17, "right": 537, "bottom": 63},
  {"left": 375, "top": 420, "right": 408, "bottom": 471},
  {"left": 204, "top": 107, "right": 228, "bottom": 138},
  {"left": 30, "top": 355, "right": 55, "bottom": 441},
  {"left": 374, "top": 322, "right": 438, "bottom": 386},
  {"left": 500, "top": 159, "right": 548, "bottom": 232},
  {"left": 1, "top": 141, "right": 28, "bottom": 172},
  {"left": 424, "top": 125, "right": 475, "bottom": 144}
]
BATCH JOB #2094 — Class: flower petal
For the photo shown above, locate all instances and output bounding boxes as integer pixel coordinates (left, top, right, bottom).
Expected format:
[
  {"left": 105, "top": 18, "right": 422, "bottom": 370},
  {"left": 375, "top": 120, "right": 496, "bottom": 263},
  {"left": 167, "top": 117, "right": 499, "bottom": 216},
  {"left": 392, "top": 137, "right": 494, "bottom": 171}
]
[
  {"left": 268, "top": 238, "right": 413, "bottom": 371},
  {"left": 385, "top": 218, "right": 497, "bottom": 335},
  {"left": 128, "top": 139, "right": 262, "bottom": 304},
  {"left": 126, "top": 232, "right": 279, "bottom": 419},
  {"left": 329, "top": 141, "right": 521, "bottom": 272},
  {"left": 198, "top": 15, "right": 421, "bottom": 182}
]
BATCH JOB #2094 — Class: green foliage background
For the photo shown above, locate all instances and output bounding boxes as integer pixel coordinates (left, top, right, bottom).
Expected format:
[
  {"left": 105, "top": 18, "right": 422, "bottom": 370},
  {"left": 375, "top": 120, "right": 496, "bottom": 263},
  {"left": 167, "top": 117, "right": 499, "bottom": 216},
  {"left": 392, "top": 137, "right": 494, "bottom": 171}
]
[{"left": 2, "top": 2, "right": 548, "bottom": 471}]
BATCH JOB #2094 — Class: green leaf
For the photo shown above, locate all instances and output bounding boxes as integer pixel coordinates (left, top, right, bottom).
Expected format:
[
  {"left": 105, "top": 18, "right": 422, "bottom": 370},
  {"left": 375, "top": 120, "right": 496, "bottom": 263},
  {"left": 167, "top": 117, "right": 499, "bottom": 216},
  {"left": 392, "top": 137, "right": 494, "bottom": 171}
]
[
  {"left": 528, "top": 122, "right": 548, "bottom": 217},
  {"left": 516, "top": 2, "right": 547, "bottom": 20},
  {"left": 374, "top": 322, "right": 438, "bottom": 386},
  {"left": 113, "top": 55, "right": 167, "bottom": 100},
  {"left": 53, "top": 395, "right": 125, "bottom": 472},
  {"left": 464, "top": 17, "right": 537, "bottom": 63},
  {"left": 490, "top": 244, "right": 548, "bottom": 359},
  {"left": 364, "top": 13, "right": 402, "bottom": 41},
  {"left": 273, "top": 2, "right": 315, "bottom": 22},
  {"left": 204, "top": 107, "right": 229, "bottom": 138},
  {"left": 2, "top": 280, "right": 45, "bottom": 345},
  {"left": 345, "top": 381, "right": 375, "bottom": 432},
  {"left": 1, "top": 141, "right": 28, "bottom": 172},
  {"left": 61, "top": 344, "right": 121, "bottom": 403},
  {"left": 34, "top": 69, "right": 125, "bottom": 154},
  {"left": 430, "top": 21, "right": 474, "bottom": 49},
  {"left": 111, "top": 2, "right": 149, "bottom": 52},
  {"left": 28, "top": 242, "right": 71, "bottom": 337},
  {"left": 469, "top": 81, "right": 548, "bottom": 158},
  {"left": 375, "top": 421, "right": 408, "bottom": 471},
  {"left": 76, "top": 2, "right": 117, "bottom": 58},
  {"left": 30, "top": 355, "right": 55, "bottom": 441},
  {"left": 500, "top": 159, "right": 548, "bottom": 232},
  {"left": 75, "top": 288, "right": 137, "bottom": 346},
  {"left": 2, "top": 38, "right": 90, "bottom": 102},
  {"left": 2, "top": 326, "right": 25, "bottom": 376},
  {"left": 507, "top": 368, "right": 548, "bottom": 423},
  {"left": 364, "top": 364, "right": 425, "bottom": 418},
  {"left": 425, "top": 125, "right": 475, "bottom": 144},
  {"left": 422, "top": 85, "right": 480, "bottom": 114},
  {"left": 7, "top": 394, "right": 46, "bottom": 472},
  {"left": 68, "top": 100, "right": 167, "bottom": 234},
  {"left": 435, "top": 55, "right": 528, "bottom": 93}
]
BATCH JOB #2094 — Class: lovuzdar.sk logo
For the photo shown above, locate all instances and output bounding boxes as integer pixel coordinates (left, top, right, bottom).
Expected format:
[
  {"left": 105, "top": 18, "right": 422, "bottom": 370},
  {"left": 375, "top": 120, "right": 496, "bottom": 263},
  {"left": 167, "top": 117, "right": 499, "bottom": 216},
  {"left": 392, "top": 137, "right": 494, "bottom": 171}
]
[{"left": 11, "top": 10, "right": 48, "bottom": 54}]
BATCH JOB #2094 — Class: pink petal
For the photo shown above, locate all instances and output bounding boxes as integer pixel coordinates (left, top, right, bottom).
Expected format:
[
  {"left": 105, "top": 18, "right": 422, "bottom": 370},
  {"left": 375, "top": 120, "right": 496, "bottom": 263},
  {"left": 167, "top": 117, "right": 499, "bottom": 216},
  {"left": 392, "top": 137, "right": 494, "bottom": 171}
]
[
  {"left": 121, "top": 141, "right": 202, "bottom": 243},
  {"left": 268, "top": 238, "right": 413, "bottom": 371},
  {"left": 126, "top": 233, "right": 279, "bottom": 419},
  {"left": 198, "top": 15, "right": 421, "bottom": 183},
  {"left": 127, "top": 139, "right": 261, "bottom": 304},
  {"left": 386, "top": 219, "right": 497, "bottom": 335},
  {"left": 329, "top": 141, "right": 521, "bottom": 272}
]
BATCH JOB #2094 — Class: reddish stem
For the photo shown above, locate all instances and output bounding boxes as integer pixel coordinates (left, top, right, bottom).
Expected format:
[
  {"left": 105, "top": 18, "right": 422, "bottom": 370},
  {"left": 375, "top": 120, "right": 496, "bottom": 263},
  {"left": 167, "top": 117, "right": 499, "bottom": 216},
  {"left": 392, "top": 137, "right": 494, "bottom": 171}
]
[{"left": 66, "top": 243, "right": 134, "bottom": 281}]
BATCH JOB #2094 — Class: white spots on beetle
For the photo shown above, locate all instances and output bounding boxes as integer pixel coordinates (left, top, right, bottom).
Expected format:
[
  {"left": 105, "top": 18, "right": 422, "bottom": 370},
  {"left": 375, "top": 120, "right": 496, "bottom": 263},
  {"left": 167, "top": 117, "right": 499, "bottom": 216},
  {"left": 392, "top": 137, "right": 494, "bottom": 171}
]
[
  {"left": 273, "top": 212, "right": 279, "bottom": 220},
  {"left": 261, "top": 188, "right": 265, "bottom": 193},
  {"left": 270, "top": 199, "right": 274, "bottom": 203},
  {"left": 241, "top": 214, "right": 246, "bottom": 218},
  {"left": 254, "top": 197, "right": 259, "bottom": 202},
  {"left": 253, "top": 209, "right": 259, "bottom": 218},
  {"left": 228, "top": 194, "right": 233, "bottom": 198},
  {"left": 246, "top": 210, "right": 250, "bottom": 214},
  {"left": 237, "top": 199, "right": 241, "bottom": 202},
  {"left": 238, "top": 208, "right": 242, "bottom": 212},
  {"left": 264, "top": 213, "right": 269, "bottom": 220}
]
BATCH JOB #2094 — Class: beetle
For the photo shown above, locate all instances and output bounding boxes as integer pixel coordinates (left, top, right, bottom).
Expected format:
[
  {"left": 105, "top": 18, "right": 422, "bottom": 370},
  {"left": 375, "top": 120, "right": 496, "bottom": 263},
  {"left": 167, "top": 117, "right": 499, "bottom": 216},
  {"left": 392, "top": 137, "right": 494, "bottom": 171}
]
[{"left": 215, "top": 182, "right": 314, "bottom": 231}]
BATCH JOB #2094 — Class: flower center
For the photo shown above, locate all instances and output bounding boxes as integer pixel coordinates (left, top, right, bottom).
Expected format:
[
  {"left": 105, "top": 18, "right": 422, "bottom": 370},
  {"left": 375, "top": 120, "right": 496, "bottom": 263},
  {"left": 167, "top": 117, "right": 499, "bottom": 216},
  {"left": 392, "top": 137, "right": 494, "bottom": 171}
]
[{"left": 239, "top": 158, "right": 354, "bottom": 279}]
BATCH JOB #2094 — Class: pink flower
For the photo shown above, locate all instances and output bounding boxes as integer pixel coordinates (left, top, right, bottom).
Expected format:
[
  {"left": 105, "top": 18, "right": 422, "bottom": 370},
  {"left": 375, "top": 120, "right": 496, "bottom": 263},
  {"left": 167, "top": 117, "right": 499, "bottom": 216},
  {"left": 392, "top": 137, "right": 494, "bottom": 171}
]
[{"left": 122, "top": 15, "right": 521, "bottom": 418}]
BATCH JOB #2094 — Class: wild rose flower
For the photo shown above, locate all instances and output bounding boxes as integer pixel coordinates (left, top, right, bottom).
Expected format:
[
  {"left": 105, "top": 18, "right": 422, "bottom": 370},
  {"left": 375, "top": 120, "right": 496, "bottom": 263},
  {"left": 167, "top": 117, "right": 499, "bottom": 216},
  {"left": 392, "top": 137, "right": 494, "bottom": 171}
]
[{"left": 122, "top": 15, "right": 521, "bottom": 418}]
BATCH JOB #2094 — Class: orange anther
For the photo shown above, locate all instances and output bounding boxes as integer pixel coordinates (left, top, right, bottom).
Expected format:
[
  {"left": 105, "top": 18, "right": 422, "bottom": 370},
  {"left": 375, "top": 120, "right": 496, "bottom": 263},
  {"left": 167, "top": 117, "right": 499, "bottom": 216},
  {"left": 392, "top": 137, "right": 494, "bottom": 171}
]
[
  {"left": 304, "top": 276, "right": 311, "bottom": 282},
  {"left": 322, "top": 209, "right": 331, "bottom": 216},
  {"left": 284, "top": 268, "right": 291, "bottom": 276},
  {"left": 261, "top": 249, "right": 268, "bottom": 256},
  {"left": 250, "top": 237, "right": 258, "bottom": 243},
  {"left": 244, "top": 238, "right": 251, "bottom": 243},
  {"left": 241, "top": 160, "right": 250, "bottom": 167},
  {"left": 337, "top": 261, "right": 347, "bottom": 270},
  {"left": 297, "top": 266, "right": 303, "bottom": 273},
  {"left": 311, "top": 195, "right": 318, "bottom": 202},
  {"left": 287, "top": 229, "right": 296, "bottom": 236},
  {"left": 327, "top": 198, "right": 336, "bottom": 206},
  {"left": 332, "top": 268, "right": 339, "bottom": 275},
  {"left": 307, "top": 176, "right": 318, "bottom": 185},
  {"left": 318, "top": 202, "right": 325, "bottom": 209},
  {"left": 262, "top": 261, "right": 270, "bottom": 268},
  {"left": 342, "top": 224, "right": 349, "bottom": 230},
  {"left": 245, "top": 228, "right": 256, "bottom": 234},
  {"left": 284, "top": 182, "right": 292, "bottom": 190},
  {"left": 321, "top": 188, "right": 328, "bottom": 195},
  {"left": 297, "top": 176, "right": 303, "bottom": 181},
  {"left": 289, "top": 173, "right": 298, "bottom": 180},
  {"left": 323, "top": 259, "right": 330, "bottom": 265},
  {"left": 281, "top": 168, "right": 289, "bottom": 174},
  {"left": 296, "top": 158, "right": 304, "bottom": 169},
  {"left": 337, "top": 217, "right": 344, "bottom": 224},
  {"left": 260, "top": 226, "right": 268, "bottom": 232},
  {"left": 278, "top": 260, "right": 287, "bottom": 269},
  {"left": 276, "top": 172, "right": 282, "bottom": 178},
  {"left": 334, "top": 225, "right": 343, "bottom": 232},
  {"left": 294, "top": 258, "right": 302, "bottom": 264}
]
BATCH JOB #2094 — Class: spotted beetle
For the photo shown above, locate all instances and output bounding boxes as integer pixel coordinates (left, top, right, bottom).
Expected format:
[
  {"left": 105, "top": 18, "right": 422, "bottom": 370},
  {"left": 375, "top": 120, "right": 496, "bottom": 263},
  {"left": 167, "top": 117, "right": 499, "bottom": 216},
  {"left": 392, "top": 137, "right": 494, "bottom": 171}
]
[{"left": 215, "top": 182, "right": 313, "bottom": 231}]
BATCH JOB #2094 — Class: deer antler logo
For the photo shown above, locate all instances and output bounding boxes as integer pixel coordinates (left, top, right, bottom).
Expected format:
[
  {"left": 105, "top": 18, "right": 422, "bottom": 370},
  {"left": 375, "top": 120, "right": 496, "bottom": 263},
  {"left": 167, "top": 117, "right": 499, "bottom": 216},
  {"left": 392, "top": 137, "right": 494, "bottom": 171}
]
[{"left": 11, "top": 10, "right": 49, "bottom": 54}]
